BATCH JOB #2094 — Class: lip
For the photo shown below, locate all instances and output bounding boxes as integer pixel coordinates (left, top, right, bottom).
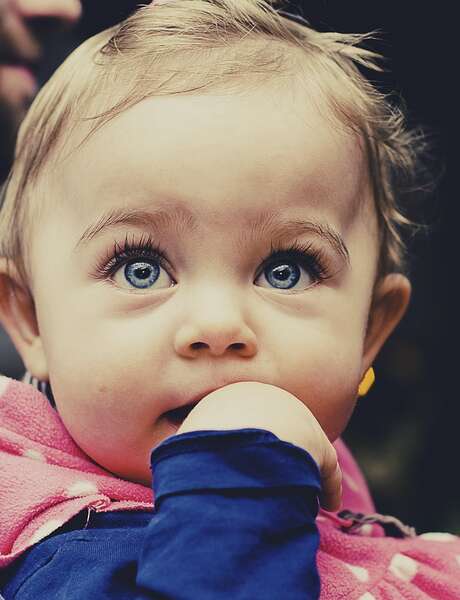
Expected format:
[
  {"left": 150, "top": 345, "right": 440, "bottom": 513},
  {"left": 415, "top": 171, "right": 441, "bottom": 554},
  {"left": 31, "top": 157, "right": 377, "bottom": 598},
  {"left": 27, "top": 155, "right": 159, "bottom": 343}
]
[
  {"left": 163, "top": 388, "right": 217, "bottom": 425},
  {"left": 162, "top": 379, "right": 263, "bottom": 429},
  {"left": 162, "top": 384, "right": 232, "bottom": 428},
  {"left": 163, "top": 402, "right": 200, "bottom": 425}
]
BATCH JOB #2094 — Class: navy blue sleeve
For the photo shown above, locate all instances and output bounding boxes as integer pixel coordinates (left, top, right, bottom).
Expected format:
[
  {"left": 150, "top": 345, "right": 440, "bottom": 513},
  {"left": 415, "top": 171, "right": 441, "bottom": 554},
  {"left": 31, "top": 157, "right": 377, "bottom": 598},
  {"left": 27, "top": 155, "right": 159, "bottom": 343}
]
[{"left": 1, "top": 428, "right": 322, "bottom": 599}]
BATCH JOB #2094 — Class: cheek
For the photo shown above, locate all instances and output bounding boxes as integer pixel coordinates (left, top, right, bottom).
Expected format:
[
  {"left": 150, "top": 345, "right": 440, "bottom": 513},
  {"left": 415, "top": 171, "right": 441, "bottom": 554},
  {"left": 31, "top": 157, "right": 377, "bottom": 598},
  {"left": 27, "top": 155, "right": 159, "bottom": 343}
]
[
  {"left": 34, "top": 280, "right": 175, "bottom": 443},
  {"left": 280, "top": 331, "right": 364, "bottom": 441},
  {"left": 50, "top": 355, "right": 158, "bottom": 428},
  {"left": 37, "top": 288, "right": 167, "bottom": 388},
  {"left": 49, "top": 370, "right": 160, "bottom": 482}
]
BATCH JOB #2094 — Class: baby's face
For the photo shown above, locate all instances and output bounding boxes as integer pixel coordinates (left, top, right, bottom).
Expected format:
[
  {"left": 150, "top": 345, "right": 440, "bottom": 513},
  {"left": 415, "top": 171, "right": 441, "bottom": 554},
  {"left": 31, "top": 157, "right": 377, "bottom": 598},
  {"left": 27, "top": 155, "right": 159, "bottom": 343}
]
[{"left": 28, "top": 85, "right": 386, "bottom": 483}]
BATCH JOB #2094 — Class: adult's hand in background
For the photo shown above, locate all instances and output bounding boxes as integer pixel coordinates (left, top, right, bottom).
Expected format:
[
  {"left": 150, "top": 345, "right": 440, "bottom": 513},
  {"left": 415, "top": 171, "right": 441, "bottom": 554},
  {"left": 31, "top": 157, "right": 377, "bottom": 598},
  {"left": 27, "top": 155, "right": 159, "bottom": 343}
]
[{"left": 0, "top": 0, "right": 82, "bottom": 179}]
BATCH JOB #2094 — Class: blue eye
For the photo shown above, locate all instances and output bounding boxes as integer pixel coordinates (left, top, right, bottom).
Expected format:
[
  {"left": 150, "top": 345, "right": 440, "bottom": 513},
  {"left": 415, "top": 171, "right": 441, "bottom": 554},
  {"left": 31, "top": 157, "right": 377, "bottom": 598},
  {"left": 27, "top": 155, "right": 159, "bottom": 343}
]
[
  {"left": 255, "top": 243, "right": 330, "bottom": 292},
  {"left": 94, "top": 234, "right": 174, "bottom": 291},
  {"left": 114, "top": 257, "right": 173, "bottom": 291},
  {"left": 94, "top": 234, "right": 330, "bottom": 293},
  {"left": 124, "top": 260, "right": 160, "bottom": 289},
  {"left": 264, "top": 262, "right": 301, "bottom": 289}
]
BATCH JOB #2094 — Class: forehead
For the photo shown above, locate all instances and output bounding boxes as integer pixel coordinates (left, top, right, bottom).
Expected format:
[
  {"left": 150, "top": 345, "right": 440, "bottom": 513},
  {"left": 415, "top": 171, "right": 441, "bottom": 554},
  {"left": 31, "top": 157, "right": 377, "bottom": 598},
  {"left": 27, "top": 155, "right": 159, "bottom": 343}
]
[{"left": 54, "top": 83, "right": 370, "bottom": 234}]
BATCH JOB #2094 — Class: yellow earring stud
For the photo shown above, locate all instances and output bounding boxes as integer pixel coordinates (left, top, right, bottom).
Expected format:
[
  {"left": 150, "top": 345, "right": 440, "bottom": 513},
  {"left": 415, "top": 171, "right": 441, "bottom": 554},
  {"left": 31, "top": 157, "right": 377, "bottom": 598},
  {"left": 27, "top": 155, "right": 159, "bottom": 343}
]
[{"left": 358, "top": 367, "right": 375, "bottom": 397}]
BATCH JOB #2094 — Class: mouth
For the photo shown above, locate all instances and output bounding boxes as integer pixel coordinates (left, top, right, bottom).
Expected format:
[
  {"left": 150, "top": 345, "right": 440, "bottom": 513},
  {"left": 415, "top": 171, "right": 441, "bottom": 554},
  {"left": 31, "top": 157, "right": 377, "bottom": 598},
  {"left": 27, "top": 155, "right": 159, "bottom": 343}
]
[
  {"left": 162, "top": 385, "right": 223, "bottom": 427},
  {"left": 162, "top": 381, "right": 256, "bottom": 428},
  {"left": 163, "top": 401, "right": 200, "bottom": 426}
]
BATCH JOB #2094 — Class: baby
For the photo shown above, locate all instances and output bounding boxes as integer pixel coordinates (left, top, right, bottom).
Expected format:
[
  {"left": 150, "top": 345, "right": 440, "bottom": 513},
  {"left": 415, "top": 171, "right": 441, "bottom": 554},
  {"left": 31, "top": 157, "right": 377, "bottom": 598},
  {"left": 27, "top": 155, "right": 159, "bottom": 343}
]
[{"left": 1, "top": 1, "right": 459, "bottom": 598}]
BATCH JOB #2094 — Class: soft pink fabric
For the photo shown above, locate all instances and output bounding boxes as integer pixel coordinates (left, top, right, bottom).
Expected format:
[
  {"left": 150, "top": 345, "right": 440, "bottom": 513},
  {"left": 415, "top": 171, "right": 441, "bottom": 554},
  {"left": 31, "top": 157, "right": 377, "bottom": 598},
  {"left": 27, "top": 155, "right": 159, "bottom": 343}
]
[{"left": 1, "top": 374, "right": 460, "bottom": 598}]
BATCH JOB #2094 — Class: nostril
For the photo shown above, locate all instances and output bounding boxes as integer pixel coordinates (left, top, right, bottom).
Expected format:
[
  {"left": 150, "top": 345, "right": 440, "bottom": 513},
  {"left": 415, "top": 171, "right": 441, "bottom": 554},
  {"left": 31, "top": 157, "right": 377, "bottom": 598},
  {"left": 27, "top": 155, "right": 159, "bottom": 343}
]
[
  {"left": 190, "top": 342, "right": 208, "bottom": 350},
  {"left": 190, "top": 341, "right": 246, "bottom": 353}
]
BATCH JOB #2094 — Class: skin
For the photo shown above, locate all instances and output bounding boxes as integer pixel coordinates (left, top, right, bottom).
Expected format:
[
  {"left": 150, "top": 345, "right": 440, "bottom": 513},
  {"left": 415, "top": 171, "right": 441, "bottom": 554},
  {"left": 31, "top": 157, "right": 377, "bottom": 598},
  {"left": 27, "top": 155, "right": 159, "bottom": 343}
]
[
  {"left": 176, "top": 381, "right": 344, "bottom": 511},
  {"left": 0, "top": 0, "right": 82, "bottom": 177},
  {"left": 0, "top": 83, "right": 411, "bottom": 510}
]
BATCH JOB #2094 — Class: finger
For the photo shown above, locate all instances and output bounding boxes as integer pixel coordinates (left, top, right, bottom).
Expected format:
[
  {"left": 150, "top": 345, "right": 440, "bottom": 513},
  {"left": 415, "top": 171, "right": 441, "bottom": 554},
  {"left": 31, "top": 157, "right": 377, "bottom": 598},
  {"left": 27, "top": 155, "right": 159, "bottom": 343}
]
[
  {"left": 15, "top": 0, "right": 82, "bottom": 23},
  {"left": 0, "top": 4, "right": 40, "bottom": 62},
  {"left": 319, "top": 452, "right": 342, "bottom": 512}
]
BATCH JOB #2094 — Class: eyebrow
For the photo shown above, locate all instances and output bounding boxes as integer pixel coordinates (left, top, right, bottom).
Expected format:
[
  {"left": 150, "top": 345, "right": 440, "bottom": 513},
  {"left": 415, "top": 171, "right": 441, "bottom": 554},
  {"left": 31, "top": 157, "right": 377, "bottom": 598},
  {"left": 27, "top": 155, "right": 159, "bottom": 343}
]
[{"left": 75, "top": 205, "right": 350, "bottom": 264}]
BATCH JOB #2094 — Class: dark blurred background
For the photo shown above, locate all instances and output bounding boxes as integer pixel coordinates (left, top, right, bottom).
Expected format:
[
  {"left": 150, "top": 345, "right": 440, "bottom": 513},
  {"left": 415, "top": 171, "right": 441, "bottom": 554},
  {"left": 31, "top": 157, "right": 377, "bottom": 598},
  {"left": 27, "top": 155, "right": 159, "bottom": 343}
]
[{"left": 0, "top": 1, "right": 455, "bottom": 534}]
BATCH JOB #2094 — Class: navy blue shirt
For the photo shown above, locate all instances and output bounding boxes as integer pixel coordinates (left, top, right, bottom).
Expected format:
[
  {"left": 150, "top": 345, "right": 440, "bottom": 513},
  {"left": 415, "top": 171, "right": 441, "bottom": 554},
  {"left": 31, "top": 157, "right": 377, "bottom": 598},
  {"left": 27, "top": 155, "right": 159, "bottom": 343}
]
[{"left": 1, "top": 428, "right": 321, "bottom": 599}]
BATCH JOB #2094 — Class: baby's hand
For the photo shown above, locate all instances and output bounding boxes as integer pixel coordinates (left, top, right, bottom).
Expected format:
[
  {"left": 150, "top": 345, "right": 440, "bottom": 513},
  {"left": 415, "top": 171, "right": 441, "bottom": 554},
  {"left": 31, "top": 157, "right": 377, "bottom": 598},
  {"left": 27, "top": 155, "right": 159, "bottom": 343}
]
[{"left": 176, "top": 381, "right": 342, "bottom": 512}]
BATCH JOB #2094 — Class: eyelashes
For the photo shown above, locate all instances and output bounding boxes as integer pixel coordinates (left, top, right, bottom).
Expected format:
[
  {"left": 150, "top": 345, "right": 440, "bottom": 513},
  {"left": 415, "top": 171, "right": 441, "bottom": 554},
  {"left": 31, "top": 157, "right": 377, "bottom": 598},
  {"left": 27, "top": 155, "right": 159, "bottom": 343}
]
[
  {"left": 263, "top": 239, "right": 331, "bottom": 284},
  {"left": 91, "top": 232, "right": 333, "bottom": 288},
  {"left": 93, "top": 233, "right": 170, "bottom": 281}
]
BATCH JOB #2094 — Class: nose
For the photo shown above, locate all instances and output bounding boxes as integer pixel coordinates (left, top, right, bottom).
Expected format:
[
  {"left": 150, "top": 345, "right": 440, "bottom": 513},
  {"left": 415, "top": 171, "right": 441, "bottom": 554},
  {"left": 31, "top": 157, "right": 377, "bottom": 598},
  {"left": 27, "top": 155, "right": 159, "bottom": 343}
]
[{"left": 174, "top": 293, "right": 258, "bottom": 359}]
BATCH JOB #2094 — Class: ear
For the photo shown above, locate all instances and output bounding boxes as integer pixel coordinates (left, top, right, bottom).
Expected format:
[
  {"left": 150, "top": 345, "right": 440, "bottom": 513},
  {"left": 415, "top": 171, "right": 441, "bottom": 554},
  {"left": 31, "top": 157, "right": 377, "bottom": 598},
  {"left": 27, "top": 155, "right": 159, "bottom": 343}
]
[
  {"left": 0, "top": 258, "right": 49, "bottom": 380},
  {"left": 362, "top": 273, "right": 411, "bottom": 375}
]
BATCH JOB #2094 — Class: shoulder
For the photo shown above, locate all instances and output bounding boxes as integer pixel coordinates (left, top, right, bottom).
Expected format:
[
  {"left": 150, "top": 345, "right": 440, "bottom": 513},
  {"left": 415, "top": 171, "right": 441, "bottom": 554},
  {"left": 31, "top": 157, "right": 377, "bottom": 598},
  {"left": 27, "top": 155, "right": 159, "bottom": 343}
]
[
  {"left": 317, "top": 518, "right": 460, "bottom": 599},
  {"left": 1, "top": 511, "right": 151, "bottom": 599}
]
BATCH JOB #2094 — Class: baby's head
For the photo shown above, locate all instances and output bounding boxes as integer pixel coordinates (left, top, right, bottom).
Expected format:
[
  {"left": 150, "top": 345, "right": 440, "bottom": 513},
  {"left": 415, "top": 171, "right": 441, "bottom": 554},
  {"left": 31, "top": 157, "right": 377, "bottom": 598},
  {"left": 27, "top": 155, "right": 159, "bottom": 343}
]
[{"left": 0, "top": 0, "right": 424, "bottom": 483}]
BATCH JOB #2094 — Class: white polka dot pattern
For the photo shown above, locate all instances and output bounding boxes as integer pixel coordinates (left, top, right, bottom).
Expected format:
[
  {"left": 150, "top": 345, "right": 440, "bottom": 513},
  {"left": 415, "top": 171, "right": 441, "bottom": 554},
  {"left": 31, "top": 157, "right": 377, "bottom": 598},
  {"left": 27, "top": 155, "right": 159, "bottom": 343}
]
[
  {"left": 66, "top": 480, "right": 99, "bottom": 497},
  {"left": 0, "top": 376, "right": 9, "bottom": 395},
  {"left": 358, "top": 523, "right": 374, "bottom": 536},
  {"left": 389, "top": 553, "right": 418, "bottom": 582},
  {"left": 21, "top": 448, "right": 46, "bottom": 462},
  {"left": 344, "top": 562, "right": 369, "bottom": 582},
  {"left": 419, "top": 532, "right": 458, "bottom": 542},
  {"left": 358, "top": 593, "right": 376, "bottom": 600},
  {"left": 28, "top": 519, "right": 64, "bottom": 545}
]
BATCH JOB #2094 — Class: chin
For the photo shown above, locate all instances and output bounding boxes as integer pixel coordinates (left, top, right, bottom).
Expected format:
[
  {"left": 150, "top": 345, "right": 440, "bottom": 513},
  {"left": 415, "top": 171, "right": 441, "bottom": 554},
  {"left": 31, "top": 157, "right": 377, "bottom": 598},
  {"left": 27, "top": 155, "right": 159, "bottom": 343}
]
[
  {"left": 130, "top": 473, "right": 152, "bottom": 487},
  {"left": 89, "top": 451, "right": 153, "bottom": 486},
  {"left": 110, "top": 464, "right": 153, "bottom": 487}
]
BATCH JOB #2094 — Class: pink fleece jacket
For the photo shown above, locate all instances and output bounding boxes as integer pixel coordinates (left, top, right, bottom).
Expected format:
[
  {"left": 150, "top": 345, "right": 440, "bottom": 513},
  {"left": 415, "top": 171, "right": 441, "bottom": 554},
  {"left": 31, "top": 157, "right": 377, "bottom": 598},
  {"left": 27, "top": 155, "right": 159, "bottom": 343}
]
[{"left": 1, "top": 374, "right": 459, "bottom": 599}]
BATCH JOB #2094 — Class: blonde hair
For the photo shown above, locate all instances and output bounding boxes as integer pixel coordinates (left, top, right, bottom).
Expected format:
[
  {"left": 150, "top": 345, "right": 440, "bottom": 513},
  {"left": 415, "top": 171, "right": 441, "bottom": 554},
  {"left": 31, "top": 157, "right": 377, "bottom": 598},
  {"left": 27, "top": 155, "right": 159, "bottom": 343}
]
[{"left": 0, "top": 0, "right": 428, "bottom": 290}]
